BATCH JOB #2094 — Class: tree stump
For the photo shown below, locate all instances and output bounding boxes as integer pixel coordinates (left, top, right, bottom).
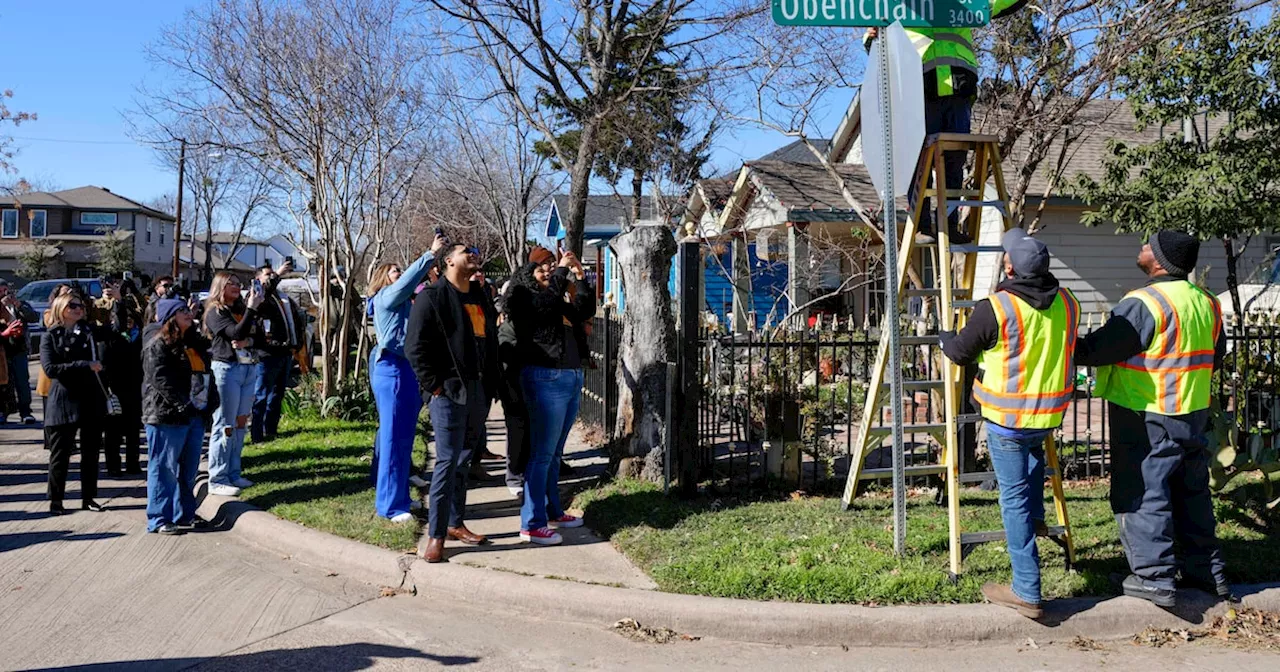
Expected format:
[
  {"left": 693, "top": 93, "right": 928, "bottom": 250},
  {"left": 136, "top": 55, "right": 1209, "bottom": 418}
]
[{"left": 610, "top": 225, "right": 677, "bottom": 483}]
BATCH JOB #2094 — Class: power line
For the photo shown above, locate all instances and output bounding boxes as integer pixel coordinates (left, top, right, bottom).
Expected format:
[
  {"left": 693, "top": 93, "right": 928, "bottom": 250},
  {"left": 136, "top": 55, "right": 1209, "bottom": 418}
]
[{"left": 5, "top": 134, "right": 140, "bottom": 146}]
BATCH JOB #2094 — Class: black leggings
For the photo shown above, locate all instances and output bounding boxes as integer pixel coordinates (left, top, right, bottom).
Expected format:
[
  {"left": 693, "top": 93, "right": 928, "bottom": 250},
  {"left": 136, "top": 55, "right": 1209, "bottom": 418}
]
[{"left": 47, "top": 421, "right": 103, "bottom": 505}]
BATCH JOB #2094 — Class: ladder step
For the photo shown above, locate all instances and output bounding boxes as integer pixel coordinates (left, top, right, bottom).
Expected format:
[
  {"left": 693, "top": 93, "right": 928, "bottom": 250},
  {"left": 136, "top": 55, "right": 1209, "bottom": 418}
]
[
  {"left": 881, "top": 380, "right": 943, "bottom": 391},
  {"left": 859, "top": 464, "right": 947, "bottom": 480},
  {"left": 956, "top": 413, "right": 983, "bottom": 425},
  {"left": 958, "top": 468, "right": 1058, "bottom": 484},
  {"left": 947, "top": 200, "right": 1007, "bottom": 216},
  {"left": 950, "top": 244, "right": 1004, "bottom": 254},
  {"left": 961, "top": 526, "right": 1067, "bottom": 546},
  {"left": 905, "top": 288, "right": 972, "bottom": 298},
  {"left": 952, "top": 300, "right": 979, "bottom": 309},
  {"left": 898, "top": 335, "right": 940, "bottom": 346},
  {"left": 926, "top": 132, "right": 1000, "bottom": 147},
  {"left": 868, "top": 423, "right": 946, "bottom": 436}
]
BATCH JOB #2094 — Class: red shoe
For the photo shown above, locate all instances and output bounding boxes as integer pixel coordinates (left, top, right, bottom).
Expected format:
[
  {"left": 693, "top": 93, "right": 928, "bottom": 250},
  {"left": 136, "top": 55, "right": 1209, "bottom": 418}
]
[
  {"left": 519, "top": 527, "right": 563, "bottom": 545},
  {"left": 549, "top": 514, "right": 583, "bottom": 529}
]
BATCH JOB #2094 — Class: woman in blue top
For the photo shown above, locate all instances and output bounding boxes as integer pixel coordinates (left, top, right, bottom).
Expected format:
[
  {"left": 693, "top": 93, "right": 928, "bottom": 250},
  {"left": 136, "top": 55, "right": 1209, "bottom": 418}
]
[{"left": 369, "top": 234, "right": 444, "bottom": 522}]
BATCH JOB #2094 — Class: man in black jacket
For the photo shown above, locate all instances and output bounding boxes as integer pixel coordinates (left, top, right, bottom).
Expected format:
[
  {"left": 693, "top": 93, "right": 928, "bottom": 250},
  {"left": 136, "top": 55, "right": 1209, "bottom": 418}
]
[
  {"left": 251, "top": 261, "right": 305, "bottom": 443},
  {"left": 405, "top": 243, "right": 499, "bottom": 563}
]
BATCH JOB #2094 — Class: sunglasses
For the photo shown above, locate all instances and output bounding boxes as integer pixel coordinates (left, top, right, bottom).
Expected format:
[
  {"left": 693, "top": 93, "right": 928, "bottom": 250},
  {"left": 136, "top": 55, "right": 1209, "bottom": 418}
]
[{"left": 67, "top": 303, "right": 85, "bottom": 310}]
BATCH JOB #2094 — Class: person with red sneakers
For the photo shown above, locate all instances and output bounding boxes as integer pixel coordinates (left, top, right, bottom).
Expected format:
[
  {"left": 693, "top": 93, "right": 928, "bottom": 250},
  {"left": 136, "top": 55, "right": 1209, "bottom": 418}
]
[{"left": 505, "top": 247, "right": 594, "bottom": 546}]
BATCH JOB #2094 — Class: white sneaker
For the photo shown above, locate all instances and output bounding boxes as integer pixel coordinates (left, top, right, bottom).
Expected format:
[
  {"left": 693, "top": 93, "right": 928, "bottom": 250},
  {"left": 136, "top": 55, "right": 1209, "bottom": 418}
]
[
  {"left": 22, "top": 415, "right": 37, "bottom": 425},
  {"left": 410, "top": 500, "right": 424, "bottom": 512},
  {"left": 549, "top": 514, "right": 583, "bottom": 529},
  {"left": 520, "top": 527, "right": 563, "bottom": 545},
  {"left": 409, "top": 474, "right": 429, "bottom": 488},
  {"left": 507, "top": 485, "right": 524, "bottom": 499},
  {"left": 233, "top": 478, "right": 255, "bottom": 488},
  {"left": 390, "top": 512, "right": 415, "bottom": 523},
  {"left": 208, "top": 483, "right": 242, "bottom": 497}
]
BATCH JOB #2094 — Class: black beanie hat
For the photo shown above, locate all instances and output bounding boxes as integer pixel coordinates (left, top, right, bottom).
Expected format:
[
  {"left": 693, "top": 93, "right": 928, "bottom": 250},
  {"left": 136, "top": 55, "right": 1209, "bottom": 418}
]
[{"left": 1150, "top": 230, "right": 1199, "bottom": 277}]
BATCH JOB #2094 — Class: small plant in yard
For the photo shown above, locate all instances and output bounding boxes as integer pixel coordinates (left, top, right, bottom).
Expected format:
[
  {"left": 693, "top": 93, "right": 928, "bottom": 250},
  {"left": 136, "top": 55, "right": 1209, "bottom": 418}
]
[{"left": 283, "top": 372, "right": 377, "bottom": 422}]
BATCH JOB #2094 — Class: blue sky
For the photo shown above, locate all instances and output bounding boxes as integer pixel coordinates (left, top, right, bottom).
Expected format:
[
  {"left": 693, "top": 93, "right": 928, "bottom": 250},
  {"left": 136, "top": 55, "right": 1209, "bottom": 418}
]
[{"left": 2, "top": 1, "right": 853, "bottom": 208}]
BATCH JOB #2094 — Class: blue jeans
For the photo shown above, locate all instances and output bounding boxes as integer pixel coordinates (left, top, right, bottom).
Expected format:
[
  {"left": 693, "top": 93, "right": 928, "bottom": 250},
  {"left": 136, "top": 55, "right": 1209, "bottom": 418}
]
[
  {"left": 209, "top": 361, "right": 258, "bottom": 485},
  {"left": 371, "top": 352, "right": 422, "bottom": 518},
  {"left": 987, "top": 427, "right": 1047, "bottom": 605},
  {"left": 145, "top": 417, "right": 205, "bottom": 531},
  {"left": 252, "top": 354, "right": 291, "bottom": 442},
  {"left": 7, "top": 350, "right": 32, "bottom": 417},
  {"left": 426, "top": 380, "right": 488, "bottom": 539},
  {"left": 519, "top": 367, "right": 583, "bottom": 532}
]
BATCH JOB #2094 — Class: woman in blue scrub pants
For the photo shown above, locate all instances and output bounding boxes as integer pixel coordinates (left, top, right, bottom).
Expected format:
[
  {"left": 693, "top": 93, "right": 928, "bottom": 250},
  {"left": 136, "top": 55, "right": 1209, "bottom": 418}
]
[{"left": 369, "top": 235, "right": 444, "bottom": 522}]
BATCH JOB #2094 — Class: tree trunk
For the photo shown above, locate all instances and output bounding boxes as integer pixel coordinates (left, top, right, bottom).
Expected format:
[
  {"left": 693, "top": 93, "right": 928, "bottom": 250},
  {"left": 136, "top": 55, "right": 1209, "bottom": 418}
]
[
  {"left": 630, "top": 169, "right": 644, "bottom": 222},
  {"left": 611, "top": 225, "right": 677, "bottom": 482},
  {"left": 563, "top": 119, "right": 600, "bottom": 257},
  {"left": 1223, "top": 236, "right": 1244, "bottom": 323}
]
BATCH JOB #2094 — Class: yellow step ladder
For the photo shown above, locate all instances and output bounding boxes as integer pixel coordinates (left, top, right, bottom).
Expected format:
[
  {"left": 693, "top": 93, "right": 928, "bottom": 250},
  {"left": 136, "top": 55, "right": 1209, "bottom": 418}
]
[{"left": 840, "top": 133, "right": 1076, "bottom": 580}]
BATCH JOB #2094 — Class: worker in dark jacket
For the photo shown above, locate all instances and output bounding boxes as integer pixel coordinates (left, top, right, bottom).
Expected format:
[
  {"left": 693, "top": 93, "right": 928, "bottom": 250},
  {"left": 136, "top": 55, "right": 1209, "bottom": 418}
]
[
  {"left": 1075, "top": 231, "right": 1228, "bottom": 607},
  {"left": 405, "top": 242, "right": 500, "bottom": 562},
  {"left": 940, "top": 228, "right": 1080, "bottom": 620},
  {"left": 505, "top": 248, "right": 594, "bottom": 547},
  {"left": 142, "top": 299, "right": 215, "bottom": 535},
  {"left": 40, "top": 292, "right": 109, "bottom": 515}
]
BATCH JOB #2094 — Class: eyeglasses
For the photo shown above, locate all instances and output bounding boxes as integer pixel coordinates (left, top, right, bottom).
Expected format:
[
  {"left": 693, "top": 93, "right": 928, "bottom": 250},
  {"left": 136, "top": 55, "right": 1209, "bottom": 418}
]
[{"left": 67, "top": 303, "right": 85, "bottom": 310}]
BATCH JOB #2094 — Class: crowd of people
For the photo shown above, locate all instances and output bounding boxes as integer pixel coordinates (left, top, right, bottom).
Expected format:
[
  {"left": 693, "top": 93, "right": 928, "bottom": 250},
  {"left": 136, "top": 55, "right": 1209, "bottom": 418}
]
[
  {"left": 367, "top": 234, "right": 593, "bottom": 562},
  {"left": 16, "top": 265, "right": 305, "bottom": 533}
]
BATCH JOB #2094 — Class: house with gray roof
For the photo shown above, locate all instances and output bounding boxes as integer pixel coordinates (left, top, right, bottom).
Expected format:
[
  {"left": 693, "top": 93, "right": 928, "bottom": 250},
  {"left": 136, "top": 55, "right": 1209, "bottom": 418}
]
[{"left": 0, "top": 186, "right": 176, "bottom": 283}]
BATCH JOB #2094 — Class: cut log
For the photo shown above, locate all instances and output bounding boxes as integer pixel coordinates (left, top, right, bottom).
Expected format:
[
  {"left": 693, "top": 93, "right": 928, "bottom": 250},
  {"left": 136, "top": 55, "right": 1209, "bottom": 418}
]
[{"left": 610, "top": 225, "right": 677, "bottom": 482}]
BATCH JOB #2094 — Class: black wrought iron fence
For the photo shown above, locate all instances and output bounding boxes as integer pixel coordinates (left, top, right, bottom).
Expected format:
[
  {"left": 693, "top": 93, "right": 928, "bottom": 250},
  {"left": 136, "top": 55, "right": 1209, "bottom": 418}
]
[{"left": 580, "top": 308, "right": 622, "bottom": 436}]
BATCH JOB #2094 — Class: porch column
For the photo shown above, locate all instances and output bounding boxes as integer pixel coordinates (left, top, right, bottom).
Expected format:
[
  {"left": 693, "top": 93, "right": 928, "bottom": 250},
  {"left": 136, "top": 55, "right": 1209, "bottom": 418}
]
[
  {"left": 731, "top": 233, "right": 751, "bottom": 334},
  {"left": 787, "top": 223, "right": 810, "bottom": 328}
]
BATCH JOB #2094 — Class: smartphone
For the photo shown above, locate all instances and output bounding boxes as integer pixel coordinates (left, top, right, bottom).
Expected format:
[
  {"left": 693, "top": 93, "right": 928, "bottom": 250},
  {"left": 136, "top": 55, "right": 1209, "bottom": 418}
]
[
  {"left": 434, "top": 226, "right": 445, "bottom": 237},
  {"left": 252, "top": 278, "right": 264, "bottom": 295},
  {"left": 123, "top": 271, "right": 133, "bottom": 281},
  {"left": 284, "top": 255, "right": 294, "bottom": 267}
]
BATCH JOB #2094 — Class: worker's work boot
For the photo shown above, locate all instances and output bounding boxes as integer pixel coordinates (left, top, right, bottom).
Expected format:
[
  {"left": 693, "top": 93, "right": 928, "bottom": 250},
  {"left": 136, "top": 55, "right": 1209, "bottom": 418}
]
[
  {"left": 1119, "top": 574, "right": 1177, "bottom": 608},
  {"left": 981, "top": 582, "right": 1043, "bottom": 620}
]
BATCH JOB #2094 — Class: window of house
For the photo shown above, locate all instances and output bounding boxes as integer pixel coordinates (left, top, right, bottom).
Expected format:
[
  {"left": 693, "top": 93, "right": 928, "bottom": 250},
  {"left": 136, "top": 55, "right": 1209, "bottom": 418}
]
[
  {"left": 146, "top": 219, "right": 153, "bottom": 244},
  {"left": 1, "top": 209, "right": 17, "bottom": 238},
  {"left": 30, "top": 210, "right": 47, "bottom": 238},
  {"left": 160, "top": 223, "right": 166, "bottom": 245},
  {"left": 80, "top": 212, "right": 118, "bottom": 227}
]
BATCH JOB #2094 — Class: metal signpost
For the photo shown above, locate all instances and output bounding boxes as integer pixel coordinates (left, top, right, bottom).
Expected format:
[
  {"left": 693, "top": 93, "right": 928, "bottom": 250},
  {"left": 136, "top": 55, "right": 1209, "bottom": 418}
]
[{"left": 773, "top": 4, "right": 990, "bottom": 556}]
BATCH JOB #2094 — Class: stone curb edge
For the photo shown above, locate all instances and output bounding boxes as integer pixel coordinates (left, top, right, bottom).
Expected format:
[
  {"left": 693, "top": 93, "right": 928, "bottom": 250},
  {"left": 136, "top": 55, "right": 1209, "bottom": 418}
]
[{"left": 197, "top": 492, "right": 1280, "bottom": 648}]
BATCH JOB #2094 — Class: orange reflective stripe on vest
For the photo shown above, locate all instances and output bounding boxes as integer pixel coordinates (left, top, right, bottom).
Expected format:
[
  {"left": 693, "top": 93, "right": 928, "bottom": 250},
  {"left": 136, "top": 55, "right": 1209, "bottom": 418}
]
[{"left": 974, "top": 288, "right": 1080, "bottom": 429}]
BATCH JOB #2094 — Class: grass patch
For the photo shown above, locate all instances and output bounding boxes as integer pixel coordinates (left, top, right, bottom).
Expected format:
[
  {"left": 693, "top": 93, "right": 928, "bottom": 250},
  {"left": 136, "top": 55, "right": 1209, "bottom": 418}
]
[
  {"left": 238, "top": 415, "right": 426, "bottom": 552},
  {"left": 573, "top": 476, "right": 1280, "bottom": 605}
]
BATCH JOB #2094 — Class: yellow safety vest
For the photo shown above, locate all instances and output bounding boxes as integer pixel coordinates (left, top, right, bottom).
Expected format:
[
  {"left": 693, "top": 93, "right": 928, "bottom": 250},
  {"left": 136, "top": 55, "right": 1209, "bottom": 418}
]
[
  {"left": 974, "top": 288, "right": 1081, "bottom": 429},
  {"left": 908, "top": 0, "right": 1025, "bottom": 97},
  {"left": 1095, "top": 281, "right": 1222, "bottom": 415}
]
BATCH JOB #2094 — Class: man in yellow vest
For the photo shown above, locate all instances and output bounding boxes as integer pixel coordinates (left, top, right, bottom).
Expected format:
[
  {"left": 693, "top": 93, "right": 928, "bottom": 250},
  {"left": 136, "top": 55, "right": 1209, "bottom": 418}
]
[
  {"left": 940, "top": 228, "right": 1079, "bottom": 620},
  {"left": 865, "top": 1, "right": 1028, "bottom": 244},
  {"left": 1076, "top": 231, "right": 1227, "bottom": 608}
]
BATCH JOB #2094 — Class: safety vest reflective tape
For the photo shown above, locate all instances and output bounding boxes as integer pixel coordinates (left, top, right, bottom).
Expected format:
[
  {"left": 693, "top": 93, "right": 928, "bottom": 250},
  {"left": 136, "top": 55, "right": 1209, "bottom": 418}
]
[
  {"left": 975, "top": 288, "right": 1081, "bottom": 429},
  {"left": 1096, "top": 280, "right": 1222, "bottom": 415}
]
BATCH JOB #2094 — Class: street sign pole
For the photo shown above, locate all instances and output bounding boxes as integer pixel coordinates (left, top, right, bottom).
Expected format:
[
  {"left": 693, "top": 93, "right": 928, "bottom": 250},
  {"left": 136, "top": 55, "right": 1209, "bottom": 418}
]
[{"left": 875, "top": 34, "right": 907, "bottom": 557}]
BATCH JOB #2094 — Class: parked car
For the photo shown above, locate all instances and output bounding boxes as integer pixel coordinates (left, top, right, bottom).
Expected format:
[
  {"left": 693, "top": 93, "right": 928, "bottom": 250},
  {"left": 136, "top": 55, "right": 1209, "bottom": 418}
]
[{"left": 16, "top": 278, "right": 104, "bottom": 353}]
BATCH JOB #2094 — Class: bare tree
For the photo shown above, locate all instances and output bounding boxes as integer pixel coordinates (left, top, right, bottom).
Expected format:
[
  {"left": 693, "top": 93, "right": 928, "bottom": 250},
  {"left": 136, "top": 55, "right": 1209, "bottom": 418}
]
[
  {"left": 0, "top": 89, "right": 36, "bottom": 192},
  {"left": 426, "top": 0, "right": 760, "bottom": 257},
  {"left": 141, "top": 0, "right": 436, "bottom": 394}
]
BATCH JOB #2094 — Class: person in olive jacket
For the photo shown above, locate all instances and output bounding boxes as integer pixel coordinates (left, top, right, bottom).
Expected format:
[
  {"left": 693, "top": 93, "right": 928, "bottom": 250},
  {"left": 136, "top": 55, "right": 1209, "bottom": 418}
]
[
  {"left": 40, "top": 291, "right": 109, "bottom": 515},
  {"left": 142, "top": 299, "right": 216, "bottom": 535}
]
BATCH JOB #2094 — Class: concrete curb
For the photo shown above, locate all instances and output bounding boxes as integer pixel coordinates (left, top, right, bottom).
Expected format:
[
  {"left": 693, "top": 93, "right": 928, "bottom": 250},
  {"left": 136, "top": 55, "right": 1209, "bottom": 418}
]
[{"left": 199, "top": 491, "right": 1280, "bottom": 647}]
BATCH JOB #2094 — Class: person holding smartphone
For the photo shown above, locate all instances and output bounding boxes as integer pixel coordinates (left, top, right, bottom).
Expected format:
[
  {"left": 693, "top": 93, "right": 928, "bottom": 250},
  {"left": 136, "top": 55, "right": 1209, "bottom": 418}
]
[
  {"left": 203, "top": 272, "right": 266, "bottom": 496},
  {"left": 250, "top": 260, "right": 304, "bottom": 443},
  {"left": 0, "top": 279, "right": 37, "bottom": 424},
  {"left": 368, "top": 233, "right": 445, "bottom": 521}
]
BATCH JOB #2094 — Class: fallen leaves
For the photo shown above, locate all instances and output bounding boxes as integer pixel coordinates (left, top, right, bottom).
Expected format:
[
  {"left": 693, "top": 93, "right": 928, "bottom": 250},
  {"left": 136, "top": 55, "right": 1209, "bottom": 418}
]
[
  {"left": 611, "top": 618, "right": 700, "bottom": 644},
  {"left": 1132, "top": 608, "right": 1280, "bottom": 651}
]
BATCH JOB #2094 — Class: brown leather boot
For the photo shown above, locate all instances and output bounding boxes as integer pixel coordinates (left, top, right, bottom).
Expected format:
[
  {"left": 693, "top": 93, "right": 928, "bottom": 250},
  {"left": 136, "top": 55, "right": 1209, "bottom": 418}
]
[
  {"left": 422, "top": 537, "right": 445, "bottom": 563},
  {"left": 447, "top": 526, "right": 488, "bottom": 546},
  {"left": 982, "top": 582, "right": 1043, "bottom": 620}
]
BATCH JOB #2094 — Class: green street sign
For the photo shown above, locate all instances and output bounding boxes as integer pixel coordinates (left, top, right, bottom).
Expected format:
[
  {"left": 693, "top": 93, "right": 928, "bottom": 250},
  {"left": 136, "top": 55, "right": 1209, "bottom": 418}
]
[{"left": 772, "top": 0, "right": 992, "bottom": 28}]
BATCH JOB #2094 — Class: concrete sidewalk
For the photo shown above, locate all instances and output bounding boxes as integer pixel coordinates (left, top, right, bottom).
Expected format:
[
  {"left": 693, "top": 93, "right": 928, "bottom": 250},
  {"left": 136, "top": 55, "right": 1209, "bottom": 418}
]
[{"left": 415, "top": 408, "right": 656, "bottom": 590}]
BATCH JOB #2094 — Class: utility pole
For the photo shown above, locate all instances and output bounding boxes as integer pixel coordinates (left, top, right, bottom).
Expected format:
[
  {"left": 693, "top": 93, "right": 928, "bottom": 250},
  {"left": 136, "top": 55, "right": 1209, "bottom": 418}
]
[{"left": 170, "top": 138, "right": 187, "bottom": 279}]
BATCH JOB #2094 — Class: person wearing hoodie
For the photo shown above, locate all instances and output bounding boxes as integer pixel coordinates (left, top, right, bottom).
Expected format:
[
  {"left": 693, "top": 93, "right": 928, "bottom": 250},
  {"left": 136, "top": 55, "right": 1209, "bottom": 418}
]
[{"left": 939, "top": 228, "right": 1080, "bottom": 621}]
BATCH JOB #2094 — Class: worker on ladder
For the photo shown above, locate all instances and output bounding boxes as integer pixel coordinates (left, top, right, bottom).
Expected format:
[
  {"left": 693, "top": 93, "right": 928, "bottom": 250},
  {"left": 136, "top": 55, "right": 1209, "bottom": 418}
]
[
  {"left": 1076, "top": 231, "right": 1228, "bottom": 608},
  {"left": 938, "top": 229, "right": 1080, "bottom": 620},
  {"left": 864, "top": 0, "right": 1029, "bottom": 244}
]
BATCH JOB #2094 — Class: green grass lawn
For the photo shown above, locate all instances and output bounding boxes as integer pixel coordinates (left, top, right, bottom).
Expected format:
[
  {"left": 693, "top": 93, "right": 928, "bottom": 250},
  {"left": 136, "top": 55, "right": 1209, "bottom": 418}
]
[
  {"left": 572, "top": 476, "right": 1280, "bottom": 605},
  {"left": 237, "top": 416, "right": 426, "bottom": 553}
]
